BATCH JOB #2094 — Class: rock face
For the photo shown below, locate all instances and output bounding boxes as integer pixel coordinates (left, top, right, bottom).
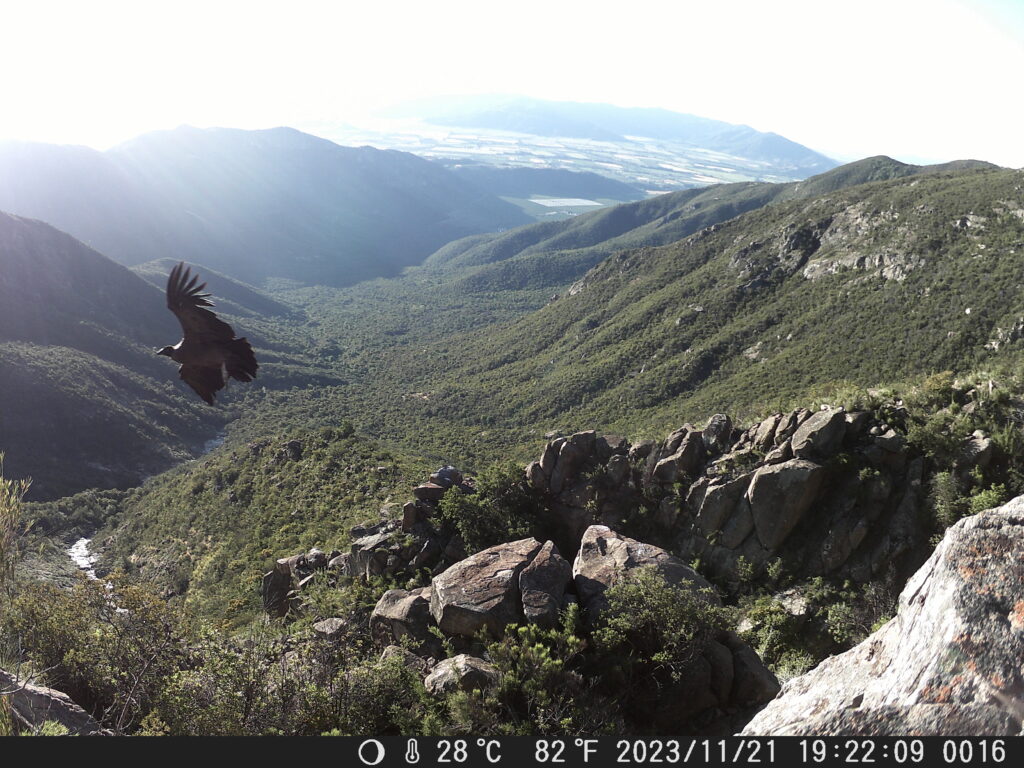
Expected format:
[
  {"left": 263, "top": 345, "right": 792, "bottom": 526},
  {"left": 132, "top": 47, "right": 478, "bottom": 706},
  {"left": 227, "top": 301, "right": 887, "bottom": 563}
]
[
  {"left": 430, "top": 538, "right": 544, "bottom": 637},
  {"left": 0, "top": 668, "right": 109, "bottom": 735},
  {"left": 524, "top": 405, "right": 930, "bottom": 591},
  {"left": 742, "top": 497, "right": 1024, "bottom": 736},
  {"left": 519, "top": 540, "right": 572, "bottom": 629},
  {"left": 747, "top": 459, "right": 824, "bottom": 550}
]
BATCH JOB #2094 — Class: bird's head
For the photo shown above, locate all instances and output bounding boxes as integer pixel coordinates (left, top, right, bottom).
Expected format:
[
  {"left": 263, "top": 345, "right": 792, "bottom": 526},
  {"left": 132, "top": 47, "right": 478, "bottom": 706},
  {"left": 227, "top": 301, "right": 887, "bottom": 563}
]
[{"left": 156, "top": 346, "right": 175, "bottom": 357}]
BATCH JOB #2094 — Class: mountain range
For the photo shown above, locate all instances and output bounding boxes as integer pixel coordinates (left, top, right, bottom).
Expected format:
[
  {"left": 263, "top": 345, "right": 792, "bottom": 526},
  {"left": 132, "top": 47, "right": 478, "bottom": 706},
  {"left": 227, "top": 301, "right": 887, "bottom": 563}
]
[
  {"left": 5, "top": 124, "right": 1024, "bottom": 738},
  {"left": 0, "top": 127, "right": 530, "bottom": 287}
]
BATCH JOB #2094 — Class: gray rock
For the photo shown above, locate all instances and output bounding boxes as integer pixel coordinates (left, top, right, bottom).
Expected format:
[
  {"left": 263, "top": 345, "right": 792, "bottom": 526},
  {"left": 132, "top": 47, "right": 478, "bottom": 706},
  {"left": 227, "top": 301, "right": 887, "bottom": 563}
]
[
  {"left": 696, "top": 474, "right": 753, "bottom": 538},
  {"left": 742, "top": 496, "right": 1024, "bottom": 736},
  {"left": 791, "top": 408, "right": 847, "bottom": 459},
  {"left": 753, "top": 413, "right": 783, "bottom": 450},
  {"left": 424, "top": 654, "right": 500, "bottom": 696},
  {"left": 572, "top": 525, "right": 718, "bottom": 619},
  {"left": 747, "top": 459, "right": 825, "bottom": 550},
  {"left": 312, "top": 617, "right": 348, "bottom": 641},
  {"left": 764, "top": 439, "right": 792, "bottom": 465},
  {"left": 0, "top": 668, "right": 109, "bottom": 735},
  {"left": 261, "top": 560, "right": 294, "bottom": 617},
  {"left": 380, "top": 645, "right": 432, "bottom": 675},
  {"left": 774, "top": 409, "right": 811, "bottom": 445},
  {"left": 567, "top": 430, "right": 597, "bottom": 457},
  {"left": 606, "top": 454, "right": 631, "bottom": 486},
  {"left": 960, "top": 434, "right": 995, "bottom": 470},
  {"left": 652, "top": 431, "right": 705, "bottom": 485},
  {"left": 413, "top": 482, "right": 446, "bottom": 502},
  {"left": 369, "top": 587, "right": 440, "bottom": 655},
  {"left": 430, "top": 538, "right": 543, "bottom": 637},
  {"left": 628, "top": 439, "right": 655, "bottom": 462},
  {"left": 596, "top": 434, "right": 629, "bottom": 461},
  {"left": 540, "top": 438, "right": 565, "bottom": 477},
  {"left": 550, "top": 440, "right": 581, "bottom": 495},
  {"left": 703, "top": 413, "right": 733, "bottom": 454},
  {"left": 526, "top": 460, "right": 547, "bottom": 491},
  {"left": 720, "top": 497, "right": 755, "bottom": 549},
  {"left": 519, "top": 540, "right": 572, "bottom": 628}
]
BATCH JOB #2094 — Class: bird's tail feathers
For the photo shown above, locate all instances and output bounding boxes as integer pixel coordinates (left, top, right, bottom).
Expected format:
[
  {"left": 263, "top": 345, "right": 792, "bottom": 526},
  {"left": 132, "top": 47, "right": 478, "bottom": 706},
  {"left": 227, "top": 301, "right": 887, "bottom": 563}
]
[{"left": 226, "top": 338, "right": 258, "bottom": 382}]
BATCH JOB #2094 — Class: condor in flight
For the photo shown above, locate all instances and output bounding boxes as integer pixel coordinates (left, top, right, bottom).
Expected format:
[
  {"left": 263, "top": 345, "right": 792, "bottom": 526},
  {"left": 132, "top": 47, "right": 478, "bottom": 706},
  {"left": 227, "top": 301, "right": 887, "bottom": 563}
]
[{"left": 158, "top": 262, "right": 258, "bottom": 404}]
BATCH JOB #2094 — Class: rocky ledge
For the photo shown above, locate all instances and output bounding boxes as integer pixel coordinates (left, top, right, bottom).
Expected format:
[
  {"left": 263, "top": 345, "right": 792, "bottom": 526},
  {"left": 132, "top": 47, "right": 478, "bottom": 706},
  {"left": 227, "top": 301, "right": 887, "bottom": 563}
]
[{"left": 741, "top": 496, "right": 1024, "bottom": 736}]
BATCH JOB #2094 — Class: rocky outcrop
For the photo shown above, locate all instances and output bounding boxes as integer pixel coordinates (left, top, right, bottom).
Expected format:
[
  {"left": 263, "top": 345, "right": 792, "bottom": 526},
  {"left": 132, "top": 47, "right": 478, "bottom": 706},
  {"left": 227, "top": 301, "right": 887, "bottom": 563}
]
[
  {"left": 430, "top": 538, "right": 544, "bottom": 637},
  {"left": 524, "top": 404, "right": 930, "bottom": 591},
  {"left": 261, "top": 546, "right": 341, "bottom": 617},
  {"left": 747, "top": 459, "right": 824, "bottom": 550},
  {"left": 742, "top": 497, "right": 1024, "bottom": 736},
  {"left": 0, "top": 668, "right": 109, "bottom": 735},
  {"left": 263, "top": 466, "right": 476, "bottom": 617}
]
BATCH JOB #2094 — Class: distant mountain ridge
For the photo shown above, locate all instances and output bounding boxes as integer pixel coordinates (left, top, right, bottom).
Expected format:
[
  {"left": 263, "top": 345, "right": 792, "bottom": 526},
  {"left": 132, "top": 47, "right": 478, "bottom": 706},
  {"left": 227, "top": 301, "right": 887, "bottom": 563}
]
[{"left": 0, "top": 127, "right": 531, "bottom": 287}]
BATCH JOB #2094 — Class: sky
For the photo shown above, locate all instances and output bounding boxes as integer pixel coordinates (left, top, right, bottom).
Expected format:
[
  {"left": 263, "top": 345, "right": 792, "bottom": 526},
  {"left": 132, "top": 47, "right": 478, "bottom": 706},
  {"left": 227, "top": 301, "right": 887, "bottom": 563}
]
[{"left": 1, "top": 0, "right": 1022, "bottom": 167}]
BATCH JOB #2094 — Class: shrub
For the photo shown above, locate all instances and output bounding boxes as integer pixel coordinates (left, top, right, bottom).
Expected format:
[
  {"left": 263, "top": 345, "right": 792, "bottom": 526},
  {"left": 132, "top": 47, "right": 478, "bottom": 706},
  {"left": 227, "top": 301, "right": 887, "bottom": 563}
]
[
  {"left": 438, "top": 462, "right": 541, "bottom": 553},
  {"left": 592, "top": 566, "right": 727, "bottom": 678}
]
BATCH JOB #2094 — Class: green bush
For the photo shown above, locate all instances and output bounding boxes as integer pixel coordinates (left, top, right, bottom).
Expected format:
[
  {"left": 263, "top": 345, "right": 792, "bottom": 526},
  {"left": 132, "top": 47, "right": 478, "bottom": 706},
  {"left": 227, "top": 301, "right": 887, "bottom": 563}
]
[
  {"left": 592, "top": 566, "right": 727, "bottom": 678},
  {"left": 438, "top": 462, "right": 541, "bottom": 553}
]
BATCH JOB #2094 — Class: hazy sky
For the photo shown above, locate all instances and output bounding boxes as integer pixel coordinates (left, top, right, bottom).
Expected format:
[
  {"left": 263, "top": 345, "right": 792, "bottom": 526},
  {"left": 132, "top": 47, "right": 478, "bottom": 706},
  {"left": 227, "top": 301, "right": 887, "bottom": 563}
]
[{"left": 2, "top": 0, "right": 1022, "bottom": 166}]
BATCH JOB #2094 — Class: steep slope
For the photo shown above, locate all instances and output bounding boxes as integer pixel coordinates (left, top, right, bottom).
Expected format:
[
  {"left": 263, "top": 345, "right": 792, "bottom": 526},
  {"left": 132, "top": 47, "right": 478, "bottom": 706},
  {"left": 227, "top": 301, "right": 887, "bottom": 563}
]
[
  {"left": 0, "top": 213, "right": 329, "bottom": 499},
  {"left": 424, "top": 156, "right": 999, "bottom": 287},
  {"left": 0, "top": 127, "right": 530, "bottom": 287},
  {"left": 359, "top": 164, "right": 1024, "bottom": 444}
]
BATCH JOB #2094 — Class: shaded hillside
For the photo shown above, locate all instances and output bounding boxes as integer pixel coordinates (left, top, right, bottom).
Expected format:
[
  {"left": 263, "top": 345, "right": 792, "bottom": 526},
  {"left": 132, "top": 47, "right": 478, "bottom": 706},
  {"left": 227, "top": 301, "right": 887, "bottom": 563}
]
[
  {"left": 0, "top": 214, "right": 333, "bottom": 498},
  {"left": 0, "top": 127, "right": 530, "bottom": 287},
  {"left": 132, "top": 258, "right": 293, "bottom": 319},
  {"left": 0, "top": 343, "right": 215, "bottom": 500}
]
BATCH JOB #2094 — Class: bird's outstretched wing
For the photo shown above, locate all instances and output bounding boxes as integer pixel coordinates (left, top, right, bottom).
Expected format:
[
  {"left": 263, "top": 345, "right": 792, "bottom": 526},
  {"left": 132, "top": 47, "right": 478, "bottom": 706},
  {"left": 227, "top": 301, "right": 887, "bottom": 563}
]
[{"left": 166, "top": 262, "right": 236, "bottom": 343}]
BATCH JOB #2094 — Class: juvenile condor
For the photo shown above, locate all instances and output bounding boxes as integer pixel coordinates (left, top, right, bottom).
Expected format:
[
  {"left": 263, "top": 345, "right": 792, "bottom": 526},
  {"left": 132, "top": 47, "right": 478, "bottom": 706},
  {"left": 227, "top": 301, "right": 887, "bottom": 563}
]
[{"left": 158, "top": 262, "right": 258, "bottom": 404}]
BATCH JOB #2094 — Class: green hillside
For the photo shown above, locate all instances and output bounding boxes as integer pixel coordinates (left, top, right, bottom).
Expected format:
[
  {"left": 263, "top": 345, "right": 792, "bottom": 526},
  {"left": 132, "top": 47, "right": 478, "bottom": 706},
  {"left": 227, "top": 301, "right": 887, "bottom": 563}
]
[{"left": 396, "top": 165, "right": 1024, "bottom": 438}]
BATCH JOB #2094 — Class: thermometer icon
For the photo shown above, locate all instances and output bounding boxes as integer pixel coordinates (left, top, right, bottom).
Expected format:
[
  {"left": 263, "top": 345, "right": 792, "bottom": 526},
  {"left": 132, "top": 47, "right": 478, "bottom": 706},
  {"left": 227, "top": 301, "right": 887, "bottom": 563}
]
[{"left": 406, "top": 739, "right": 420, "bottom": 764}]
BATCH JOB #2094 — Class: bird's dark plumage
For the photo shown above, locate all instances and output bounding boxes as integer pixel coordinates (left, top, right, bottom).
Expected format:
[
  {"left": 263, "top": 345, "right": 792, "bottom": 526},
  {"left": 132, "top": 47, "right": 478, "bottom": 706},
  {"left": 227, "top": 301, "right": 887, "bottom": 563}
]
[{"left": 159, "top": 262, "right": 258, "bottom": 404}]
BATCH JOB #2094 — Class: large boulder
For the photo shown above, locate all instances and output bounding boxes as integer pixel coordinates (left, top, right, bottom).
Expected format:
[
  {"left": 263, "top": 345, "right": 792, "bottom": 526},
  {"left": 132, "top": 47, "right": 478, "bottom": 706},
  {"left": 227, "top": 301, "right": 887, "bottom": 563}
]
[
  {"left": 519, "top": 540, "right": 573, "bottom": 629},
  {"left": 0, "top": 668, "right": 109, "bottom": 735},
  {"left": 430, "top": 538, "right": 544, "bottom": 637},
  {"left": 742, "top": 496, "right": 1024, "bottom": 736},
  {"left": 695, "top": 473, "right": 754, "bottom": 538},
  {"left": 747, "top": 459, "right": 825, "bottom": 551},
  {"left": 572, "top": 525, "right": 717, "bottom": 618},
  {"left": 790, "top": 408, "right": 846, "bottom": 459},
  {"left": 652, "top": 431, "right": 706, "bottom": 485}
]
